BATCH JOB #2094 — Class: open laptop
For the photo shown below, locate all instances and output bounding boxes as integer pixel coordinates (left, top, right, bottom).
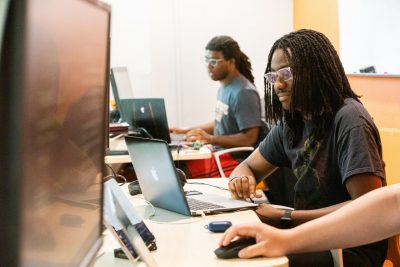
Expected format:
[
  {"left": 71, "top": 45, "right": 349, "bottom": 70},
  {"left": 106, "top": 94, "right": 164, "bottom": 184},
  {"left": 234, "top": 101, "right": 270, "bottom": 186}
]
[
  {"left": 103, "top": 178, "right": 158, "bottom": 266},
  {"left": 119, "top": 98, "right": 185, "bottom": 144},
  {"left": 110, "top": 66, "right": 134, "bottom": 114},
  {"left": 124, "top": 136, "right": 258, "bottom": 216}
]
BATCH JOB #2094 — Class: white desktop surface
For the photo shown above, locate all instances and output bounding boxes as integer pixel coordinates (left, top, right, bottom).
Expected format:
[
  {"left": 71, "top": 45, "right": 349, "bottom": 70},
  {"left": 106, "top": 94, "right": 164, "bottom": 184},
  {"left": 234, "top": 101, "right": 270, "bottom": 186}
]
[
  {"left": 94, "top": 178, "right": 288, "bottom": 267},
  {"left": 105, "top": 136, "right": 212, "bottom": 164}
]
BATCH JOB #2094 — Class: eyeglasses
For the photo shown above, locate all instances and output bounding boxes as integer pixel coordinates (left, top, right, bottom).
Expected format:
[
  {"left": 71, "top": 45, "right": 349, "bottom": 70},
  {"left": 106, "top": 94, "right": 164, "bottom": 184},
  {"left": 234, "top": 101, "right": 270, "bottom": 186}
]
[
  {"left": 264, "top": 67, "right": 293, "bottom": 84},
  {"left": 201, "top": 57, "right": 224, "bottom": 66}
]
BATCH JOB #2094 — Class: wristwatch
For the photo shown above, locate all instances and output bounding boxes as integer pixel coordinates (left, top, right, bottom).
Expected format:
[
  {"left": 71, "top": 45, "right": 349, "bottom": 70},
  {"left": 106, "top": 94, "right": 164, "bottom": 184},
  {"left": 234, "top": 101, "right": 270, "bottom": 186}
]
[{"left": 279, "top": 209, "right": 293, "bottom": 229}]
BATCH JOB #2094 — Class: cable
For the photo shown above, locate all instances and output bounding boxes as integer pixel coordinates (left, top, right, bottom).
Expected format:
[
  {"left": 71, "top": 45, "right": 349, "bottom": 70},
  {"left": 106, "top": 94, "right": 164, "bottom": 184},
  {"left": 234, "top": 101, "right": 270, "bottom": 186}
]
[
  {"left": 176, "top": 144, "right": 182, "bottom": 169},
  {"left": 137, "top": 127, "right": 153, "bottom": 139},
  {"left": 104, "top": 163, "right": 127, "bottom": 185},
  {"left": 148, "top": 216, "right": 205, "bottom": 225},
  {"left": 186, "top": 181, "right": 229, "bottom": 191},
  {"left": 128, "top": 196, "right": 156, "bottom": 219}
]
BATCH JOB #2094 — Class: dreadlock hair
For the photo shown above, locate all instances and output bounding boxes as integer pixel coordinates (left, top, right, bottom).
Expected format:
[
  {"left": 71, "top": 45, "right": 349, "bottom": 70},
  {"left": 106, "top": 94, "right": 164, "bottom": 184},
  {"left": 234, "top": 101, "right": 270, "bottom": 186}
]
[
  {"left": 206, "top": 35, "right": 254, "bottom": 84},
  {"left": 263, "top": 29, "right": 360, "bottom": 148}
]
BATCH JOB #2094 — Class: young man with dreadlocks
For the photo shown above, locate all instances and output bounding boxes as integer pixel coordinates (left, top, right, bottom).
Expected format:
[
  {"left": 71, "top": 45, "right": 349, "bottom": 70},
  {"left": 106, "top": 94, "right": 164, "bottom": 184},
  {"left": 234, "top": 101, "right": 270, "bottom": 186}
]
[
  {"left": 226, "top": 29, "right": 387, "bottom": 266},
  {"left": 170, "top": 36, "right": 266, "bottom": 178}
]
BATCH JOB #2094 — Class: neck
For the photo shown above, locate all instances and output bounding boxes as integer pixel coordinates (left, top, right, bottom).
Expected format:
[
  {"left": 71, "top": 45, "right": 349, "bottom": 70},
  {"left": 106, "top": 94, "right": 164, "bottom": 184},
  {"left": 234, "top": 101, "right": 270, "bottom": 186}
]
[{"left": 220, "top": 69, "right": 240, "bottom": 87}]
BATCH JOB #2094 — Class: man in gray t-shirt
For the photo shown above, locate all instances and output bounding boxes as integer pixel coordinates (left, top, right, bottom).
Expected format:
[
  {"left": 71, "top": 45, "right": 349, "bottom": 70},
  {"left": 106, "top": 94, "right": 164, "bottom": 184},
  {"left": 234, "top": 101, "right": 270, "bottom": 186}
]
[
  {"left": 170, "top": 35, "right": 264, "bottom": 150},
  {"left": 170, "top": 36, "right": 265, "bottom": 178}
]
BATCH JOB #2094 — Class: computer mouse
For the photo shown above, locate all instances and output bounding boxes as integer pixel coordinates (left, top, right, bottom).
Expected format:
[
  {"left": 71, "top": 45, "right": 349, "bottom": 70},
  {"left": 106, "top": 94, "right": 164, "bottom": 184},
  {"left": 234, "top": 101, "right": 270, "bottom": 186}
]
[
  {"left": 214, "top": 237, "right": 256, "bottom": 259},
  {"left": 128, "top": 180, "right": 142, "bottom": 196}
]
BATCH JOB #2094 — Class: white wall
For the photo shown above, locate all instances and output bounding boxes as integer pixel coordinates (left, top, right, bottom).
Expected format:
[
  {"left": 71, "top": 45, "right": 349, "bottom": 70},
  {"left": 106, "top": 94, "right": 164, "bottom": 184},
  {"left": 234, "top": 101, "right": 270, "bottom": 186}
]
[
  {"left": 339, "top": 0, "right": 400, "bottom": 74},
  {"left": 104, "top": 0, "right": 293, "bottom": 126}
]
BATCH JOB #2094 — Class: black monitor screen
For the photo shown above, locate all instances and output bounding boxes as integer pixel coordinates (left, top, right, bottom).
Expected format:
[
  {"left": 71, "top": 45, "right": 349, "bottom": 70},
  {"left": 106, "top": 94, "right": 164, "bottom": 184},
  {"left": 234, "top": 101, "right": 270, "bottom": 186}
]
[{"left": 0, "top": 0, "right": 110, "bottom": 266}]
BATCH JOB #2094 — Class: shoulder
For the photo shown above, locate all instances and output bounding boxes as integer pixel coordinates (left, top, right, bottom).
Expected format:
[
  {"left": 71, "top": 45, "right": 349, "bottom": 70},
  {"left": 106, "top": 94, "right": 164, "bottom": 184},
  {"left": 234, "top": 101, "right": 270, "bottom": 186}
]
[
  {"left": 229, "top": 74, "right": 257, "bottom": 91},
  {"left": 334, "top": 98, "right": 375, "bottom": 128}
]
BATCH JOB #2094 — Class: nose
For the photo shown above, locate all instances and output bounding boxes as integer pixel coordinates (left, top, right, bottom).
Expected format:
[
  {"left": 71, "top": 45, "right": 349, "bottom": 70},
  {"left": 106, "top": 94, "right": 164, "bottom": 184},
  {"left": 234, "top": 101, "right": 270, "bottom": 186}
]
[{"left": 274, "top": 79, "right": 286, "bottom": 93}]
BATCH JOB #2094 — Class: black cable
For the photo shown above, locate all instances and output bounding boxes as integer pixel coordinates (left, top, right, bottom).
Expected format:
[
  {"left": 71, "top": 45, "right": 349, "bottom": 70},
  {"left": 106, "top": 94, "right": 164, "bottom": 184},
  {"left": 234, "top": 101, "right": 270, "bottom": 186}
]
[
  {"left": 137, "top": 127, "right": 153, "bottom": 139},
  {"left": 105, "top": 163, "right": 127, "bottom": 186},
  {"left": 176, "top": 144, "right": 183, "bottom": 169},
  {"left": 105, "top": 163, "right": 117, "bottom": 179}
]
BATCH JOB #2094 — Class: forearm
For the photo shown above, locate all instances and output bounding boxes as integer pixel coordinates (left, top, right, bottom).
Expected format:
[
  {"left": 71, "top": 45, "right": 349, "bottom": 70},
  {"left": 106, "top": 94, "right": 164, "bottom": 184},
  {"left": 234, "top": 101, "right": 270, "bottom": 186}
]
[
  {"left": 192, "top": 121, "right": 214, "bottom": 134},
  {"left": 290, "top": 201, "right": 350, "bottom": 226},
  {"left": 286, "top": 184, "right": 400, "bottom": 253},
  {"left": 211, "top": 132, "right": 257, "bottom": 148}
]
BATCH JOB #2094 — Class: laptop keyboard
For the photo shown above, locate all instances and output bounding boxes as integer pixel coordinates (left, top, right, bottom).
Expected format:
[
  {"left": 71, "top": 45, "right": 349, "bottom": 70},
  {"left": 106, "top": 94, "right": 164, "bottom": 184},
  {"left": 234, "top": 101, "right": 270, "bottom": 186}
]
[{"left": 187, "top": 197, "right": 225, "bottom": 211}]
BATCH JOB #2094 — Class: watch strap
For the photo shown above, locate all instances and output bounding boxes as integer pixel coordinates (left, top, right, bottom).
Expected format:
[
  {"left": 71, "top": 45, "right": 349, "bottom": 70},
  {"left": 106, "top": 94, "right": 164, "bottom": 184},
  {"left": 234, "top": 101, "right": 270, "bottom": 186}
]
[{"left": 279, "top": 209, "right": 293, "bottom": 229}]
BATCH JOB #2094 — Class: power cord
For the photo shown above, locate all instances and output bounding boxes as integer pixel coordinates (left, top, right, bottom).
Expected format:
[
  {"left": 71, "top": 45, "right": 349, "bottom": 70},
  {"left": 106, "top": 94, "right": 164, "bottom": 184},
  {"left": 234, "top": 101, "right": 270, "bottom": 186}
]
[
  {"left": 128, "top": 196, "right": 157, "bottom": 219},
  {"left": 186, "top": 181, "right": 229, "bottom": 191},
  {"left": 136, "top": 127, "right": 153, "bottom": 139},
  {"left": 104, "top": 163, "right": 127, "bottom": 186}
]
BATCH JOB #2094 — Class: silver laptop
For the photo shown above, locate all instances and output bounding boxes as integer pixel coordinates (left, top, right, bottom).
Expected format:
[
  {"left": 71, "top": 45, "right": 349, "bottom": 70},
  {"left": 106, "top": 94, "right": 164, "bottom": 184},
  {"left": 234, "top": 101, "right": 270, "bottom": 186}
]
[
  {"left": 103, "top": 178, "right": 158, "bottom": 267},
  {"left": 124, "top": 136, "right": 258, "bottom": 216}
]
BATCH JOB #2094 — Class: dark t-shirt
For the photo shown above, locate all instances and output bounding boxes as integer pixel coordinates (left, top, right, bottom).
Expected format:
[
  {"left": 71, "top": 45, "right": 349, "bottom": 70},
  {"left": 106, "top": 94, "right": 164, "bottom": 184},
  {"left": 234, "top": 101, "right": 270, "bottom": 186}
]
[
  {"left": 259, "top": 98, "right": 385, "bottom": 209},
  {"left": 259, "top": 98, "right": 387, "bottom": 266}
]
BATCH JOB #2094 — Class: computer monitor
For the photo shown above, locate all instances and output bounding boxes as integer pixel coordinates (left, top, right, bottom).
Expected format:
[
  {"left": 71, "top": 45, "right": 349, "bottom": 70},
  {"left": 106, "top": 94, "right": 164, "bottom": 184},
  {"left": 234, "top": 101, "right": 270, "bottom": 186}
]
[
  {"left": 0, "top": 0, "right": 110, "bottom": 266},
  {"left": 110, "top": 66, "right": 134, "bottom": 112}
]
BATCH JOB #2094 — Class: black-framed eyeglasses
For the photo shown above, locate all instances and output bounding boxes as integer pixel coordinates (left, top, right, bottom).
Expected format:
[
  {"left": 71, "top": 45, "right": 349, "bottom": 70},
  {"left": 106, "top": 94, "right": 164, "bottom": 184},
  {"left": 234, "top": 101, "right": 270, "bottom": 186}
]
[{"left": 264, "top": 67, "right": 292, "bottom": 84}]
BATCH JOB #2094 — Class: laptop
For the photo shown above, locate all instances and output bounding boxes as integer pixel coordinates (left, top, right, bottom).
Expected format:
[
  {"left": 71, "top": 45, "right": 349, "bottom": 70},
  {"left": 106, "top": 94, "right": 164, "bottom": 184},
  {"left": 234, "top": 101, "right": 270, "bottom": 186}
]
[
  {"left": 119, "top": 98, "right": 185, "bottom": 144},
  {"left": 103, "top": 178, "right": 158, "bottom": 266},
  {"left": 124, "top": 136, "right": 258, "bottom": 216},
  {"left": 110, "top": 66, "right": 134, "bottom": 114}
]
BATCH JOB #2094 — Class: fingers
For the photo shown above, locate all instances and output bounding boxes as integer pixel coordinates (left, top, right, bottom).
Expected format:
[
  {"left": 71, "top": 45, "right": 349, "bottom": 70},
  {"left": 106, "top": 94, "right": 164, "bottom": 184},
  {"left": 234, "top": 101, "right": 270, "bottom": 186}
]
[
  {"left": 170, "top": 127, "right": 186, "bottom": 134},
  {"left": 238, "top": 242, "right": 265, "bottom": 258},
  {"left": 186, "top": 128, "right": 207, "bottom": 143},
  {"left": 254, "top": 189, "right": 263, "bottom": 198},
  {"left": 219, "top": 223, "right": 260, "bottom": 247},
  {"left": 229, "top": 175, "right": 257, "bottom": 199},
  {"left": 219, "top": 223, "right": 290, "bottom": 259}
]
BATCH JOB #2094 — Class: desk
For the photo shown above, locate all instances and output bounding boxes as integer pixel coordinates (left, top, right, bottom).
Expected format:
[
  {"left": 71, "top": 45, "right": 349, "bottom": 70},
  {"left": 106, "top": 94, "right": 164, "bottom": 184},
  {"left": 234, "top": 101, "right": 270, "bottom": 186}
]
[
  {"left": 94, "top": 178, "right": 288, "bottom": 267},
  {"left": 105, "top": 136, "right": 212, "bottom": 164}
]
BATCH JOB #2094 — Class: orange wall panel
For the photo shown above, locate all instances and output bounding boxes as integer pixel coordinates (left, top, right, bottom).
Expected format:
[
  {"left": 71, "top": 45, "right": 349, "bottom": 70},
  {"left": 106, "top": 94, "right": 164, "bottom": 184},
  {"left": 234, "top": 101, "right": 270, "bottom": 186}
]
[
  {"left": 348, "top": 75, "right": 400, "bottom": 184},
  {"left": 294, "top": 1, "right": 400, "bottom": 183},
  {"left": 293, "top": 0, "right": 339, "bottom": 52},
  {"left": 348, "top": 75, "right": 400, "bottom": 129}
]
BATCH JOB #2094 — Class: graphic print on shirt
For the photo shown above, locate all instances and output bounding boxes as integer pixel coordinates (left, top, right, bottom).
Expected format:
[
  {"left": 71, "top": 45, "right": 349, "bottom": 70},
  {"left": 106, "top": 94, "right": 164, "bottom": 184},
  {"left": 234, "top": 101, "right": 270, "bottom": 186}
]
[
  {"left": 292, "top": 135, "right": 324, "bottom": 209},
  {"left": 215, "top": 100, "right": 229, "bottom": 122}
]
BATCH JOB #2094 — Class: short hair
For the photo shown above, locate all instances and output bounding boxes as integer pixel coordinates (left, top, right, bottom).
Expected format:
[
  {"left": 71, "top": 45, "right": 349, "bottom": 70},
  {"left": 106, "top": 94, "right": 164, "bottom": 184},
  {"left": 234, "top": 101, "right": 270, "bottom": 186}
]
[
  {"left": 206, "top": 35, "right": 254, "bottom": 84},
  {"left": 263, "top": 29, "right": 360, "bottom": 147}
]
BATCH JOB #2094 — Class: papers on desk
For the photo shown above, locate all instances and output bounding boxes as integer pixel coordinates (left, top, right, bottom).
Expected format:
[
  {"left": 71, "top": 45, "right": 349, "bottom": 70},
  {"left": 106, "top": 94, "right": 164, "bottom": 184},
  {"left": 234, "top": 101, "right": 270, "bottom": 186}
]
[{"left": 109, "top": 122, "right": 129, "bottom": 135}]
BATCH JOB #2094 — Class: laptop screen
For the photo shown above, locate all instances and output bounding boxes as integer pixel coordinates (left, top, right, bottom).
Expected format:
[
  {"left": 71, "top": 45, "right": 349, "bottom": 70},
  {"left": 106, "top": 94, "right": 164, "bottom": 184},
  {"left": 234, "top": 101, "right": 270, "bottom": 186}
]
[
  {"left": 103, "top": 179, "right": 158, "bottom": 266},
  {"left": 119, "top": 98, "right": 171, "bottom": 143},
  {"left": 125, "top": 137, "right": 191, "bottom": 215},
  {"left": 110, "top": 66, "right": 134, "bottom": 112}
]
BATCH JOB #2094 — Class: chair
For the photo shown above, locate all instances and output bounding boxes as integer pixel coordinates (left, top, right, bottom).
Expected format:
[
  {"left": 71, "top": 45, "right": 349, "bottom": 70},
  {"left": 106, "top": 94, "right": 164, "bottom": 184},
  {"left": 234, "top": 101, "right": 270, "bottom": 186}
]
[
  {"left": 384, "top": 234, "right": 400, "bottom": 267},
  {"left": 331, "top": 249, "right": 344, "bottom": 267},
  {"left": 213, "top": 147, "right": 254, "bottom": 178}
]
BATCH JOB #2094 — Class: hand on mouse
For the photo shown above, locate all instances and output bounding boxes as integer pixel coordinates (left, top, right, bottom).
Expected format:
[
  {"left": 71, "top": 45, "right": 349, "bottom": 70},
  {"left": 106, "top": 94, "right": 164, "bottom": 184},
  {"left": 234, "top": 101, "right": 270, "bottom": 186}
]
[{"left": 219, "top": 222, "right": 293, "bottom": 258}]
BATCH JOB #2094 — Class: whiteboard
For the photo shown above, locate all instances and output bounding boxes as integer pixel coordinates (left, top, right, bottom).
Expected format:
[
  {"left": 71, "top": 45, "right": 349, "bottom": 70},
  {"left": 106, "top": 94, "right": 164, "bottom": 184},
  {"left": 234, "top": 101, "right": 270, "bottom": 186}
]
[{"left": 339, "top": 0, "right": 400, "bottom": 74}]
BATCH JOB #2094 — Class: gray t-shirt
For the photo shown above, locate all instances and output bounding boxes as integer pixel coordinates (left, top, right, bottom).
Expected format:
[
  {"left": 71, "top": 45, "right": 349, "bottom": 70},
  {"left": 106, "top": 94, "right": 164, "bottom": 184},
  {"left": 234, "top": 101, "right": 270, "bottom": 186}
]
[
  {"left": 214, "top": 74, "right": 262, "bottom": 137},
  {"left": 259, "top": 98, "right": 385, "bottom": 210}
]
